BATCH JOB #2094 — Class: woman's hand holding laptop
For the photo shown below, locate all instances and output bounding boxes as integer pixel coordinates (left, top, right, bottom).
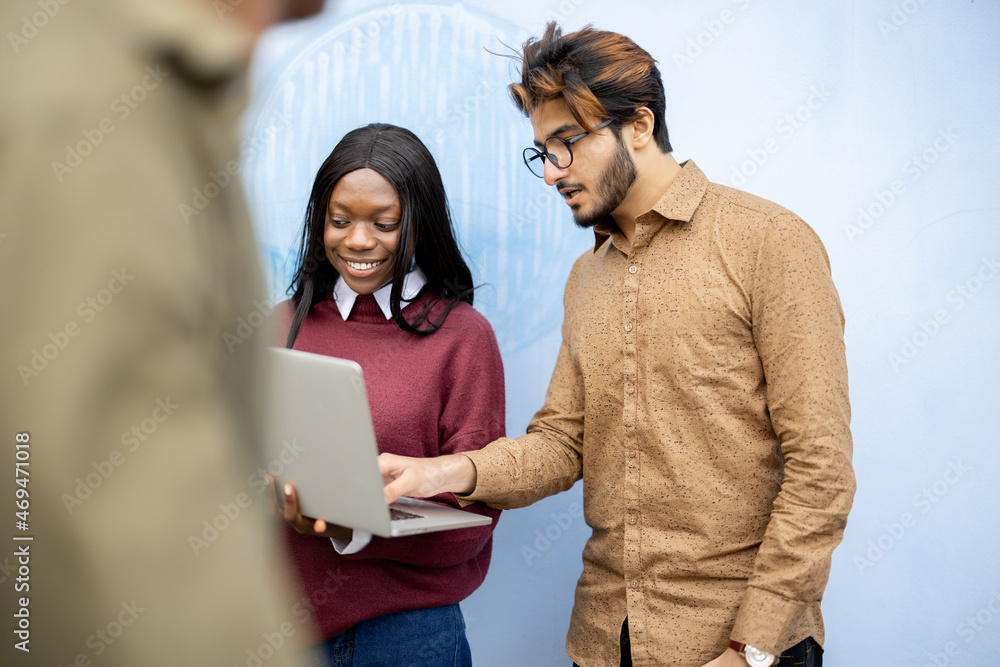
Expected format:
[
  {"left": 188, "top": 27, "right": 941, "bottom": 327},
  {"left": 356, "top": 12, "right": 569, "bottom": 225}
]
[{"left": 265, "top": 474, "right": 352, "bottom": 543}]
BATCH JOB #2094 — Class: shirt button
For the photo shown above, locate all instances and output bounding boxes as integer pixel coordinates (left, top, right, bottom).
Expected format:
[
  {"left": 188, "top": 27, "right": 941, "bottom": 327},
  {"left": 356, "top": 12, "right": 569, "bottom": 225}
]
[
  {"left": 631, "top": 579, "right": 640, "bottom": 590},
  {"left": 625, "top": 385, "right": 635, "bottom": 395},
  {"left": 628, "top": 514, "right": 637, "bottom": 525},
  {"left": 627, "top": 450, "right": 636, "bottom": 458},
  {"left": 628, "top": 265, "right": 638, "bottom": 274},
  {"left": 624, "top": 323, "right": 633, "bottom": 332}
]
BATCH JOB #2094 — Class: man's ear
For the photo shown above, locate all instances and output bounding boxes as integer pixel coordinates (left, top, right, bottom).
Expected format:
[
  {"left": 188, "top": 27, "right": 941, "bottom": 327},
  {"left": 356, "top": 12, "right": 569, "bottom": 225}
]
[{"left": 630, "top": 107, "right": 656, "bottom": 150}]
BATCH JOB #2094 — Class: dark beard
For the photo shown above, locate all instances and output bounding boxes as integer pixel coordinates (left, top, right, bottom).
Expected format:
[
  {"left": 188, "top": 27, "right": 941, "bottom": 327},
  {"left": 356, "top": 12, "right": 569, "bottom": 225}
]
[{"left": 572, "top": 136, "right": 638, "bottom": 229}]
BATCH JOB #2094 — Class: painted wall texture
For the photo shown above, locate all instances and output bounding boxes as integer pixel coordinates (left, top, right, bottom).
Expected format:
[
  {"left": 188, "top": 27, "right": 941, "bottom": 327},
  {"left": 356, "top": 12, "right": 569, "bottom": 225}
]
[{"left": 241, "top": 2, "right": 1000, "bottom": 665}]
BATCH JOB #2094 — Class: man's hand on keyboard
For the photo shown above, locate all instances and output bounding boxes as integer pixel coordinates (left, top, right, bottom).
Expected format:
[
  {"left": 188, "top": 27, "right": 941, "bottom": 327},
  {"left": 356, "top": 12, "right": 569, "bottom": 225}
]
[{"left": 378, "top": 453, "right": 478, "bottom": 504}]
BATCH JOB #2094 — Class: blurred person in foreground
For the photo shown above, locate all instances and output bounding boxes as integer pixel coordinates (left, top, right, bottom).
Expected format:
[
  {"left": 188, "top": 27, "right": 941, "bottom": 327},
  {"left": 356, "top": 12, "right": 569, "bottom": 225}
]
[
  {"left": 379, "top": 23, "right": 855, "bottom": 667},
  {"left": 0, "top": 0, "right": 324, "bottom": 665}
]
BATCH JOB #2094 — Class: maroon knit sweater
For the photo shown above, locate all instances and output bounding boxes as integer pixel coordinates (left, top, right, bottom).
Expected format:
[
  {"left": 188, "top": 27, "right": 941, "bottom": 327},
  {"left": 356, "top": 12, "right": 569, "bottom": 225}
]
[{"left": 272, "top": 291, "right": 505, "bottom": 640}]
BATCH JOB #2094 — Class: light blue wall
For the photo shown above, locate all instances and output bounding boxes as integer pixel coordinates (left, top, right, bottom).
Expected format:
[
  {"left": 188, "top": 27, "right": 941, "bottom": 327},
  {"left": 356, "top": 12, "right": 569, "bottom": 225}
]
[{"left": 241, "top": 2, "right": 1000, "bottom": 665}]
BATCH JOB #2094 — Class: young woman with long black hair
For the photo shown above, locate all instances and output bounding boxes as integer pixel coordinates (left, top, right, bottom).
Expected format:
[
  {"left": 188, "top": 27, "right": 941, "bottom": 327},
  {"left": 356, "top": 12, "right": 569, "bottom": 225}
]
[{"left": 270, "top": 123, "right": 504, "bottom": 667}]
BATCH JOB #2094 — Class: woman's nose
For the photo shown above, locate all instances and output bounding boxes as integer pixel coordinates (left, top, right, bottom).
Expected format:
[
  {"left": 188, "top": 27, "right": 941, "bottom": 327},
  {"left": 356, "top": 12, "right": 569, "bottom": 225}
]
[{"left": 344, "top": 223, "right": 376, "bottom": 249}]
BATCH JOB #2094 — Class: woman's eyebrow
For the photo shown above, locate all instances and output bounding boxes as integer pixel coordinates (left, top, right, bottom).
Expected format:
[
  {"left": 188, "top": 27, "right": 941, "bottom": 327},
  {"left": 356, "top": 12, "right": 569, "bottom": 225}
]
[{"left": 328, "top": 201, "right": 399, "bottom": 214}]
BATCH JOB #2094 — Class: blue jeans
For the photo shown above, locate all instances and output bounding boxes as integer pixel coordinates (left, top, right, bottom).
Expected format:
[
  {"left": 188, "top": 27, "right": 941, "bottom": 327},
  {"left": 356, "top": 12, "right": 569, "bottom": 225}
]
[{"left": 318, "top": 604, "right": 472, "bottom": 667}]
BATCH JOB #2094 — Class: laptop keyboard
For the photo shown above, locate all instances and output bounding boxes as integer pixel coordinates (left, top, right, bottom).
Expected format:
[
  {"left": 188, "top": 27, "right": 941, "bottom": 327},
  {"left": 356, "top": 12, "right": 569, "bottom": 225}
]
[{"left": 390, "top": 507, "right": 424, "bottom": 521}]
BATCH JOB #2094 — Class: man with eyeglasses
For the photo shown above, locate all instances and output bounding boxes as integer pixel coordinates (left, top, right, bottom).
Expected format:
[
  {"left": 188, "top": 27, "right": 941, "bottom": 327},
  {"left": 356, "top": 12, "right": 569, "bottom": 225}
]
[{"left": 380, "top": 22, "right": 854, "bottom": 667}]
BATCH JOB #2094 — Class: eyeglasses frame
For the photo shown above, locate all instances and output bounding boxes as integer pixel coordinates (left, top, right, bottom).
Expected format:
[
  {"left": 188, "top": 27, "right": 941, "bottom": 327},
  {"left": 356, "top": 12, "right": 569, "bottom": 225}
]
[{"left": 522, "top": 118, "right": 615, "bottom": 178}]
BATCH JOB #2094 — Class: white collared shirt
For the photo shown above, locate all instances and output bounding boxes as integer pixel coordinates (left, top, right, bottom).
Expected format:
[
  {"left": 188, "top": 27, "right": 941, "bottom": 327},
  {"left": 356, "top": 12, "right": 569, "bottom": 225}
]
[
  {"left": 329, "top": 265, "right": 428, "bottom": 554},
  {"left": 332, "top": 266, "right": 428, "bottom": 320}
]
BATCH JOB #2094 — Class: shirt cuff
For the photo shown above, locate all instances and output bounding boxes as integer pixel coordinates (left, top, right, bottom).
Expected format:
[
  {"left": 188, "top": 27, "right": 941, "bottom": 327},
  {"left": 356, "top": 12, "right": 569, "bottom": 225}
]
[
  {"left": 330, "top": 530, "right": 372, "bottom": 555},
  {"left": 456, "top": 440, "right": 518, "bottom": 505},
  {"left": 731, "top": 586, "right": 807, "bottom": 654}
]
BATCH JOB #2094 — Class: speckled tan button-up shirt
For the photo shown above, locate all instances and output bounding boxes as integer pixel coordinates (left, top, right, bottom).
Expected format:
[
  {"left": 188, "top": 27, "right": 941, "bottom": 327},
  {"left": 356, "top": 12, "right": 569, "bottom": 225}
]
[{"left": 462, "top": 161, "right": 854, "bottom": 666}]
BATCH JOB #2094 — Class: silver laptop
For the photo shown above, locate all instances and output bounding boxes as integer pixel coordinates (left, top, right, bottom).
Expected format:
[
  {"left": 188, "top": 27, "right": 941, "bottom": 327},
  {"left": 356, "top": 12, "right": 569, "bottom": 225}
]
[{"left": 264, "top": 347, "right": 492, "bottom": 538}]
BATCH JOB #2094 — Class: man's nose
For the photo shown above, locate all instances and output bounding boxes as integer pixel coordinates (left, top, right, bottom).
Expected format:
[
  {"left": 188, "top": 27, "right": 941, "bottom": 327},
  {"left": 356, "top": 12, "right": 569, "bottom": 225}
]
[{"left": 543, "top": 157, "right": 569, "bottom": 186}]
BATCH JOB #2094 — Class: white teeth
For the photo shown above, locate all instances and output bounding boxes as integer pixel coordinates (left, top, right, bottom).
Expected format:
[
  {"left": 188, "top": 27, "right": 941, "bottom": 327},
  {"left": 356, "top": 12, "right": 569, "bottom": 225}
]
[{"left": 346, "top": 260, "right": 381, "bottom": 270}]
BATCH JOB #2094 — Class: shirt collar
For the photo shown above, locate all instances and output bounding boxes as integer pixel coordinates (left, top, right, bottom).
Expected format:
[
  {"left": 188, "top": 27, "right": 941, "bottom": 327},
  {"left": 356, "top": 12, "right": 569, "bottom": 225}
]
[
  {"left": 592, "top": 159, "right": 709, "bottom": 252},
  {"left": 333, "top": 266, "right": 428, "bottom": 321}
]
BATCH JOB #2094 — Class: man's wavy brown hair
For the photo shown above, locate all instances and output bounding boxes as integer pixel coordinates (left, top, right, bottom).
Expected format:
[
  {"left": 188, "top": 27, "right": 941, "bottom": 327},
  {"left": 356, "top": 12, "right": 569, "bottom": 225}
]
[{"left": 509, "top": 22, "right": 672, "bottom": 153}]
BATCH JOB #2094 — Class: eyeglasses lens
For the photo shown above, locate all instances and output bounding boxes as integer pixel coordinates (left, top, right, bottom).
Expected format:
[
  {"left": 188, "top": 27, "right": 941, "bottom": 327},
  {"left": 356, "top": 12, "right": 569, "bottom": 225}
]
[{"left": 523, "top": 139, "right": 572, "bottom": 178}]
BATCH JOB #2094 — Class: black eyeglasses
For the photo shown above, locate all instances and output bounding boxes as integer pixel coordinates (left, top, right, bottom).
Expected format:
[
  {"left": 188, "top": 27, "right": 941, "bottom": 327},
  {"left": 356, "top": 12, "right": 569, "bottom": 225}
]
[{"left": 522, "top": 119, "right": 613, "bottom": 178}]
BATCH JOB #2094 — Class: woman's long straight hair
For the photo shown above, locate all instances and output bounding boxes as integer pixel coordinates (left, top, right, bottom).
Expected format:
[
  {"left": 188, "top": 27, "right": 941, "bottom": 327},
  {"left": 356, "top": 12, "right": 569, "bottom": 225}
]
[{"left": 285, "top": 124, "right": 474, "bottom": 347}]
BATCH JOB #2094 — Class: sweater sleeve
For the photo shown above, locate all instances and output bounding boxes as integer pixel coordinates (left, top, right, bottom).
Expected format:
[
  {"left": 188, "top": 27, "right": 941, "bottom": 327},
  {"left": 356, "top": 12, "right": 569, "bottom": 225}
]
[
  {"left": 731, "top": 213, "right": 856, "bottom": 652},
  {"left": 340, "top": 306, "right": 505, "bottom": 567}
]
